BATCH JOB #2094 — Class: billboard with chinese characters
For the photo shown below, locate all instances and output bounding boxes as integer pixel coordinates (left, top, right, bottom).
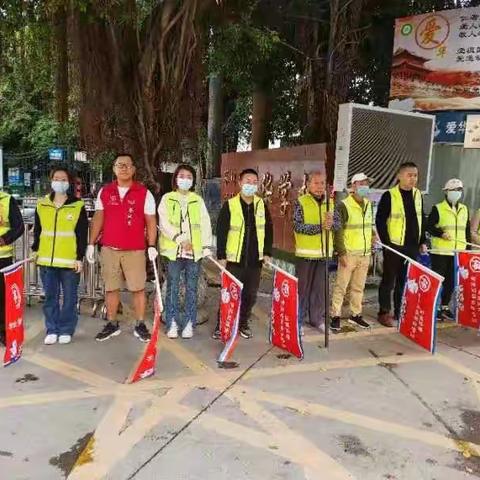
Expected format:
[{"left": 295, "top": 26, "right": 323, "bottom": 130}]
[{"left": 390, "top": 6, "right": 480, "bottom": 111}]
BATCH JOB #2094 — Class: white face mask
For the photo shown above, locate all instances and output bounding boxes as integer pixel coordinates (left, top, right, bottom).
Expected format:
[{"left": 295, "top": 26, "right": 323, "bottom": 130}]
[
  {"left": 241, "top": 184, "right": 258, "bottom": 197},
  {"left": 51, "top": 180, "right": 69, "bottom": 194},
  {"left": 447, "top": 191, "right": 462, "bottom": 204},
  {"left": 177, "top": 178, "right": 193, "bottom": 191}
]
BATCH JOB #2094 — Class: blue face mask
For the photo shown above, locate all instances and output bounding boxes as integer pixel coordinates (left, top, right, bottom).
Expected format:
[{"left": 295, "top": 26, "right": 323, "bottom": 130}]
[
  {"left": 447, "top": 191, "right": 462, "bottom": 204},
  {"left": 356, "top": 186, "right": 370, "bottom": 198},
  {"left": 241, "top": 183, "right": 258, "bottom": 197},
  {"left": 51, "top": 181, "right": 69, "bottom": 194},
  {"left": 177, "top": 178, "right": 193, "bottom": 191}
]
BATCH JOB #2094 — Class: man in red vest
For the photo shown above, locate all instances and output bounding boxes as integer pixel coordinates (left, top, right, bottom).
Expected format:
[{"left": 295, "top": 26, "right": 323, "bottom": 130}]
[{"left": 87, "top": 154, "right": 158, "bottom": 342}]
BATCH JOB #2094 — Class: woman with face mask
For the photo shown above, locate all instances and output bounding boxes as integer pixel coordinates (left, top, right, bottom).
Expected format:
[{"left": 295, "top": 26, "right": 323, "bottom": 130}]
[
  {"left": 158, "top": 164, "right": 212, "bottom": 339},
  {"left": 427, "top": 178, "right": 471, "bottom": 321},
  {"left": 31, "top": 167, "right": 88, "bottom": 345}
]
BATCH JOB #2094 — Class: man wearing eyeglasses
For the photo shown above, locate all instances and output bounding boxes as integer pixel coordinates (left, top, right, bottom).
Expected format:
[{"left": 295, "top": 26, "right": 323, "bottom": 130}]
[{"left": 87, "top": 154, "right": 158, "bottom": 343}]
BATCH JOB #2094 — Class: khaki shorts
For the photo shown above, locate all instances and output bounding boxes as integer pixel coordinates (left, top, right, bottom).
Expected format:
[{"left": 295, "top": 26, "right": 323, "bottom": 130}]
[{"left": 100, "top": 248, "right": 146, "bottom": 292}]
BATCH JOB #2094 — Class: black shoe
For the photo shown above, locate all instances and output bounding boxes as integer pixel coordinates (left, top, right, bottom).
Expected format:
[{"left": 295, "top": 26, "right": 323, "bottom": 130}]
[
  {"left": 330, "top": 317, "right": 341, "bottom": 332},
  {"left": 95, "top": 322, "right": 121, "bottom": 342},
  {"left": 349, "top": 315, "right": 370, "bottom": 329},
  {"left": 134, "top": 322, "right": 151, "bottom": 343},
  {"left": 212, "top": 328, "right": 221, "bottom": 340},
  {"left": 239, "top": 326, "right": 253, "bottom": 339},
  {"left": 439, "top": 307, "right": 454, "bottom": 322}
]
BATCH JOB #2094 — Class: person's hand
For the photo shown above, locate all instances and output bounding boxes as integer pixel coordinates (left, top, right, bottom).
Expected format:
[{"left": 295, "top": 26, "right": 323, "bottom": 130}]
[
  {"left": 73, "top": 261, "right": 83, "bottom": 273},
  {"left": 218, "top": 259, "right": 227, "bottom": 269},
  {"left": 419, "top": 244, "right": 428, "bottom": 254},
  {"left": 181, "top": 241, "right": 193, "bottom": 252},
  {"left": 442, "top": 232, "right": 451, "bottom": 241},
  {"left": 339, "top": 255, "right": 348, "bottom": 268},
  {"left": 203, "top": 247, "right": 212, "bottom": 258},
  {"left": 30, "top": 251, "right": 38, "bottom": 262},
  {"left": 86, "top": 245, "right": 95, "bottom": 264},
  {"left": 263, "top": 255, "right": 272, "bottom": 267},
  {"left": 147, "top": 247, "right": 158, "bottom": 261},
  {"left": 324, "top": 212, "right": 334, "bottom": 231}
]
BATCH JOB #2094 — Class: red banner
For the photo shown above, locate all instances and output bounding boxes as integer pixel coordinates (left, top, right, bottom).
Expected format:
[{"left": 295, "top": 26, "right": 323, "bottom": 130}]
[
  {"left": 455, "top": 252, "right": 480, "bottom": 329},
  {"left": 270, "top": 269, "right": 303, "bottom": 359},
  {"left": 127, "top": 298, "right": 161, "bottom": 383},
  {"left": 399, "top": 263, "right": 443, "bottom": 353},
  {"left": 3, "top": 264, "right": 25, "bottom": 367},
  {"left": 218, "top": 270, "right": 242, "bottom": 362}
]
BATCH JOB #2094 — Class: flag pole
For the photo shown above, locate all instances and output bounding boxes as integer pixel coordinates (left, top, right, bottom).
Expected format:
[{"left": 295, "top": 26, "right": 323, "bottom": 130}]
[
  {"left": 150, "top": 258, "right": 164, "bottom": 313},
  {"left": 325, "top": 185, "right": 334, "bottom": 348}
]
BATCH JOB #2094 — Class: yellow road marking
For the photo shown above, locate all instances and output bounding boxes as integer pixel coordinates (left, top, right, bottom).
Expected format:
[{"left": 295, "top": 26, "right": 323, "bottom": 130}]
[{"left": 159, "top": 337, "right": 210, "bottom": 376}]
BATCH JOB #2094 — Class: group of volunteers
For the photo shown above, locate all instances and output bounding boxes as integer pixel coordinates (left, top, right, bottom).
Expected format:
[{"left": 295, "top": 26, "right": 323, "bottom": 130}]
[{"left": 0, "top": 154, "right": 478, "bottom": 348}]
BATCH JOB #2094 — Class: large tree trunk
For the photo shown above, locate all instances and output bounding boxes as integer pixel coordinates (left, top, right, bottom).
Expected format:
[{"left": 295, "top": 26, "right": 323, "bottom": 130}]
[
  {"left": 206, "top": 73, "right": 223, "bottom": 178},
  {"left": 54, "top": 4, "right": 69, "bottom": 126},
  {"left": 251, "top": 88, "right": 271, "bottom": 150}
]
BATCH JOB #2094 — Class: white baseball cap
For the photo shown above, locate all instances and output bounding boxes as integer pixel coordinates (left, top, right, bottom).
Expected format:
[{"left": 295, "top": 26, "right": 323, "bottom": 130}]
[
  {"left": 443, "top": 178, "right": 463, "bottom": 190},
  {"left": 351, "top": 173, "right": 374, "bottom": 185}
]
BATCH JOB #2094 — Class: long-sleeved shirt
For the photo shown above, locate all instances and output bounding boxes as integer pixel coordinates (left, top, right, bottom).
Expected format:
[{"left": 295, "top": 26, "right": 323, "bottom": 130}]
[
  {"left": 158, "top": 193, "right": 212, "bottom": 259},
  {"left": 293, "top": 195, "right": 341, "bottom": 236},
  {"left": 32, "top": 193, "right": 89, "bottom": 261},
  {"left": 375, "top": 188, "right": 426, "bottom": 248},
  {"left": 216, "top": 197, "right": 273, "bottom": 267},
  {"left": 427, "top": 202, "right": 471, "bottom": 248},
  {"left": 0, "top": 195, "right": 24, "bottom": 246}
]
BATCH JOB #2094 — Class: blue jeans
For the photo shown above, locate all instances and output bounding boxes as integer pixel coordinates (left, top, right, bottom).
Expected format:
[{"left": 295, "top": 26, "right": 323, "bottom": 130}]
[
  {"left": 40, "top": 267, "right": 80, "bottom": 336},
  {"left": 165, "top": 259, "right": 201, "bottom": 329}
]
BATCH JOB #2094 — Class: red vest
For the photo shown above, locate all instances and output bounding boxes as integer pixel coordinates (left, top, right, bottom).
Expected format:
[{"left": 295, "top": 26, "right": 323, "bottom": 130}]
[{"left": 100, "top": 181, "right": 148, "bottom": 250}]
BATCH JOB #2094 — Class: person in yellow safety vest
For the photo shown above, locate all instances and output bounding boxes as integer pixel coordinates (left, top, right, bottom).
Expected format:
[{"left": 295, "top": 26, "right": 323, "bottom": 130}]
[
  {"left": 213, "top": 168, "right": 273, "bottom": 340},
  {"left": 158, "top": 164, "right": 212, "bottom": 340},
  {"left": 376, "top": 162, "right": 427, "bottom": 327},
  {"left": 294, "top": 171, "right": 339, "bottom": 334},
  {"left": 0, "top": 189, "right": 24, "bottom": 346},
  {"left": 427, "top": 178, "right": 471, "bottom": 321},
  {"left": 330, "top": 173, "right": 376, "bottom": 333},
  {"left": 472, "top": 208, "right": 480, "bottom": 246},
  {"left": 31, "top": 167, "right": 88, "bottom": 346}
]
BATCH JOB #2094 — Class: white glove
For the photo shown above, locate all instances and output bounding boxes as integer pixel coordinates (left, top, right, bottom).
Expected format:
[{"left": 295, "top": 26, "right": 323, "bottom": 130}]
[
  {"left": 148, "top": 247, "right": 158, "bottom": 261},
  {"left": 86, "top": 245, "right": 95, "bottom": 264},
  {"left": 203, "top": 248, "right": 212, "bottom": 258}
]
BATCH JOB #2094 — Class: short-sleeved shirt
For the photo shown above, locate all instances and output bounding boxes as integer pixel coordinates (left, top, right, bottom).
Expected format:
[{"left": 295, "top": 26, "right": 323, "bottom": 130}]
[{"left": 95, "top": 186, "right": 156, "bottom": 215}]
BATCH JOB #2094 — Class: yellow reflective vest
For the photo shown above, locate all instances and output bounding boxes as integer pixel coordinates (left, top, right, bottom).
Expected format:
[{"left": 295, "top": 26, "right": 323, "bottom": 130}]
[
  {"left": 431, "top": 200, "right": 468, "bottom": 256},
  {"left": 295, "top": 193, "right": 334, "bottom": 259},
  {"left": 226, "top": 195, "right": 265, "bottom": 263},
  {"left": 387, "top": 185, "right": 423, "bottom": 246},
  {"left": 0, "top": 192, "right": 13, "bottom": 259},
  {"left": 36, "top": 196, "right": 84, "bottom": 268},
  {"left": 159, "top": 191, "right": 203, "bottom": 261},
  {"left": 342, "top": 195, "right": 373, "bottom": 256}
]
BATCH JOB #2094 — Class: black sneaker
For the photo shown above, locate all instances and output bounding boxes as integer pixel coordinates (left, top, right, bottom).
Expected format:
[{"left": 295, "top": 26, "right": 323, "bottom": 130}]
[
  {"left": 96, "top": 322, "right": 121, "bottom": 342},
  {"left": 439, "top": 307, "right": 454, "bottom": 322},
  {"left": 134, "top": 322, "right": 151, "bottom": 343},
  {"left": 212, "top": 328, "right": 221, "bottom": 340},
  {"left": 330, "top": 317, "right": 341, "bottom": 332},
  {"left": 239, "top": 326, "right": 253, "bottom": 339},
  {"left": 349, "top": 315, "right": 370, "bottom": 329}
]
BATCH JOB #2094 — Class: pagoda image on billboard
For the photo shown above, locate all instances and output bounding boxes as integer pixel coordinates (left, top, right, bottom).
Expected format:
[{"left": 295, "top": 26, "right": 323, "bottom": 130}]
[{"left": 389, "top": 6, "right": 480, "bottom": 111}]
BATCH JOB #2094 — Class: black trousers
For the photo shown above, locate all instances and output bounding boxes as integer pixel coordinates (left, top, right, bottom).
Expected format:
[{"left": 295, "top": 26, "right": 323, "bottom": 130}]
[
  {"left": 378, "top": 247, "right": 417, "bottom": 319},
  {"left": 430, "top": 254, "right": 455, "bottom": 308},
  {"left": 0, "top": 257, "right": 13, "bottom": 342},
  {"left": 216, "top": 263, "right": 262, "bottom": 329}
]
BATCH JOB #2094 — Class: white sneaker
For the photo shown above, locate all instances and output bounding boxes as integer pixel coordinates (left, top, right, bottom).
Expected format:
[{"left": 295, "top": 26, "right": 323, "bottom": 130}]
[
  {"left": 58, "top": 335, "right": 72, "bottom": 345},
  {"left": 182, "top": 322, "right": 193, "bottom": 339},
  {"left": 167, "top": 321, "right": 178, "bottom": 339},
  {"left": 44, "top": 334, "right": 58, "bottom": 345}
]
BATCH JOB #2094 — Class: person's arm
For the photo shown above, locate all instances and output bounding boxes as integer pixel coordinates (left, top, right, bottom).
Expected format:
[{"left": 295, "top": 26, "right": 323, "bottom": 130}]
[
  {"left": 0, "top": 196, "right": 24, "bottom": 245},
  {"left": 420, "top": 196, "right": 427, "bottom": 246},
  {"left": 143, "top": 190, "right": 157, "bottom": 248},
  {"left": 466, "top": 213, "right": 472, "bottom": 249},
  {"left": 31, "top": 209, "right": 42, "bottom": 252},
  {"left": 293, "top": 200, "right": 321, "bottom": 235},
  {"left": 158, "top": 196, "right": 185, "bottom": 243},
  {"left": 263, "top": 203, "right": 273, "bottom": 257},
  {"left": 375, "top": 191, "right": 391, "bottom": 245},
  {"left": 471, "top": 210, "right": 480, "bottom": 244},
  {"left": 89, "top": 190, "right": 104, "bottom": 244},
  {"left": 200, "top": 199, "right": 213, "bottom": 255},
  {"left": 75, "top": 206, "right": 88, "bottom": 260},
  {"left": 216, "top": 201, "right": 230, "bottom": 261},
  {"left": 426, "top": 206, "right": 443, "bottom": 238},
  {"left": 333, "top": 203, "right": 348, "bottom": 257}
]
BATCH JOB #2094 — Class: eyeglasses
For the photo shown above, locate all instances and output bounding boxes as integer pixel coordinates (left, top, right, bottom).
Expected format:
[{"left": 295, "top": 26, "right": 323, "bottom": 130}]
[{"left": 115, "top": 163, "right": 133, "bottom": 170}]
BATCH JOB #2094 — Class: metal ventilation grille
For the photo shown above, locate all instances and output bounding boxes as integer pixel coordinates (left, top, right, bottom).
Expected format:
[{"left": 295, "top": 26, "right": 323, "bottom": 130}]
[{"left": 335, "top": 104, "right": 434, "bottom": 192}]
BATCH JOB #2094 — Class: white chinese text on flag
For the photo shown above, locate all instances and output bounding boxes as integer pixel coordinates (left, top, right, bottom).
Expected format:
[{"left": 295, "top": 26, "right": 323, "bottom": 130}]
[{"left": 455, "top": 251, "right": 480, "bottom": 329}]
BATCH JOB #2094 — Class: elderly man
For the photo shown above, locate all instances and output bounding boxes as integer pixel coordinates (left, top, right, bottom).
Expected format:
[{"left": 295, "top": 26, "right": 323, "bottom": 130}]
[
  {"left": 294, "top": 171, "right": 338, "bottom": 332},
  {"left": 330, "top": 173, "right": 375, "bottom": 332}
]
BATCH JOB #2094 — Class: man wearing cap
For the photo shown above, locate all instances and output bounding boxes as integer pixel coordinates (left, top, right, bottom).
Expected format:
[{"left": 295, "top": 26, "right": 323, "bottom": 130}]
[
  {"left": 427, "top": 178, "right": 471, "bottom": 320},
  {"left": 330, "top": 173, "right": 375, "bottom": 332},
  {"left": 376, "top": 162, "right": 427, "bottom": 327}
]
